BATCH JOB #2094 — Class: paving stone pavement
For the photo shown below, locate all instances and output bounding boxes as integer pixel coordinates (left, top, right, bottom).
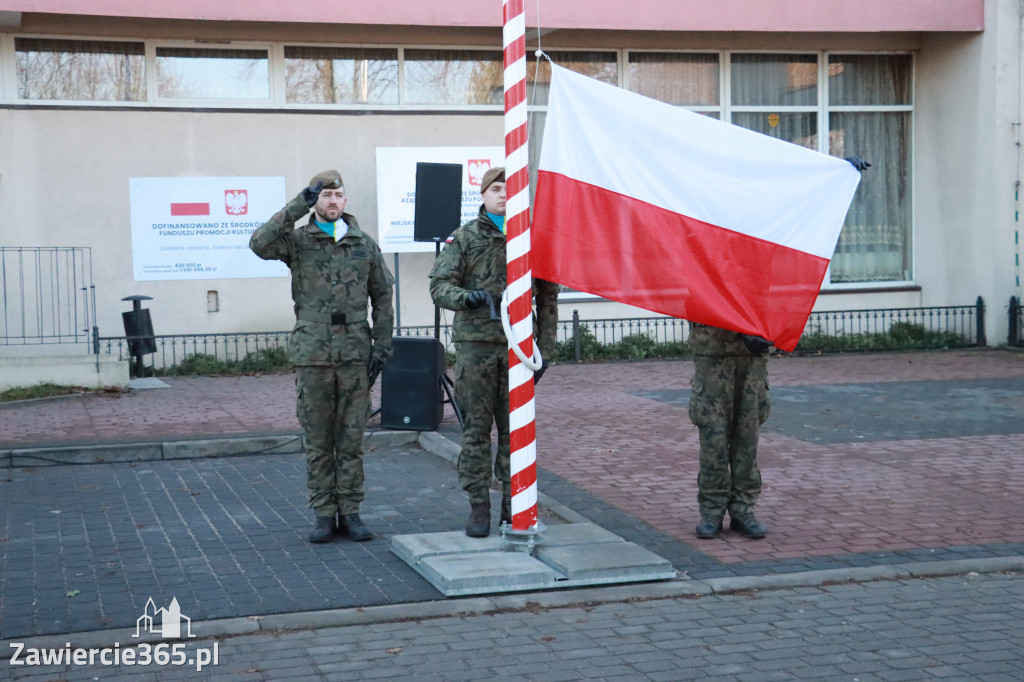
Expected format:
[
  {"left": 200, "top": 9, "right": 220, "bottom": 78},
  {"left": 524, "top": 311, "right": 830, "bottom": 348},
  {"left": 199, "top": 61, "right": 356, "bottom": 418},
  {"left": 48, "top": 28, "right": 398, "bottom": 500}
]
[
  {"left": 6, "top": 572, "right": 1024, "bottom": 680},
  {"left": 1, "top": 348, "right": 1024, "bottom": 679}
]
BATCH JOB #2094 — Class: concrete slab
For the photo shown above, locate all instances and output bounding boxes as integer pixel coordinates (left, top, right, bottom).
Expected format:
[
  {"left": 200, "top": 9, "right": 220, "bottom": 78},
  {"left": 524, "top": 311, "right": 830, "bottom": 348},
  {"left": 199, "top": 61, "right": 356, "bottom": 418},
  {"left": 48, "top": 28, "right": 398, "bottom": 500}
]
[
  {"left": 391, "top": 523, "right": 676, "bottom": 597},
  {"left": 391, "top": 531, "right": 506, "bottom": 566},
  {"left": 418, "top": 550, "right": 562, "bottom": 596},
  {"left": 539, "top": 522, "right": 625, "bottom": 547},
  {"left": 536, "top": 542, "right": 676, "bottom": 582}
]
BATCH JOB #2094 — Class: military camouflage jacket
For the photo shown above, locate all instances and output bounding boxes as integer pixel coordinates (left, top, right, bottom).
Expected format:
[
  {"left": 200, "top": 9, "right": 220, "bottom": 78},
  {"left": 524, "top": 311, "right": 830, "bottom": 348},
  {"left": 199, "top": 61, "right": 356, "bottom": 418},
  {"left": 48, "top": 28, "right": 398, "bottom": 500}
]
[
  {"left": 688, "top": 322, "right": 760, "bottom": 357},
  {"left": 250, "top": 194, "right": 394, "bottom": 367},
  {"left": 429, "top": 206, "right": 558, "bottom": 357}
]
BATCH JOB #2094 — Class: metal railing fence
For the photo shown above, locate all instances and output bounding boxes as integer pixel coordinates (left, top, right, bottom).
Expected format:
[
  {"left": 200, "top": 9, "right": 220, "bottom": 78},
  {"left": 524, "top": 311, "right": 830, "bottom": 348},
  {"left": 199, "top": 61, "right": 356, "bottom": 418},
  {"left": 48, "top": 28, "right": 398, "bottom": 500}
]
[
  {"left": 93, "top": 299, "right": 986, "bottom": 373},
  {"left": 97, "top": 331, "right": 291, "bottom": 373},
  {"left": 795, "top": 298, "right": 984, "bottom": 353},
  {"left": 1, "top": 247, "right": 97, "bottom": 348}
]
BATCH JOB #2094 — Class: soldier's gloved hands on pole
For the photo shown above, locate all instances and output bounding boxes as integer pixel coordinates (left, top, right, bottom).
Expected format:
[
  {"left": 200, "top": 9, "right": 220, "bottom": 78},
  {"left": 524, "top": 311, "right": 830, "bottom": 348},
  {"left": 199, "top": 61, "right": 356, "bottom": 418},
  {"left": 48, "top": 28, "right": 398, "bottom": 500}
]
[
  {"left": 845, "top": 156, "right": 871, "bottom": 172},
  {"left": 533, "top": 360, "right": 549, "bottom": 385},
  {"left": 464, "top": 289, "right": 489, "bottom": 310},
  {"left": 300, "top": 180, "right": 324, "bottom": 209},
  {"left": 739, "top": 334, "right": 774, "bottom": 356},
  {"left": 366, "top": 356, "right": 385, "bottom": 388}
]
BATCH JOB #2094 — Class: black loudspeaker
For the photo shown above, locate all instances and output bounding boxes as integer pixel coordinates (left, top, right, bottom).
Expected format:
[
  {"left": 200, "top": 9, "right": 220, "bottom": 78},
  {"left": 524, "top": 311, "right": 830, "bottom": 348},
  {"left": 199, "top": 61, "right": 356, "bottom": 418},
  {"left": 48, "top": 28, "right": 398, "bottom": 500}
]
[
  {"left": 413, "top": 162, "right": 463, "bottom": 243},
  {"left": 381, "top": 338, "right": 445, "bottom": 431}
]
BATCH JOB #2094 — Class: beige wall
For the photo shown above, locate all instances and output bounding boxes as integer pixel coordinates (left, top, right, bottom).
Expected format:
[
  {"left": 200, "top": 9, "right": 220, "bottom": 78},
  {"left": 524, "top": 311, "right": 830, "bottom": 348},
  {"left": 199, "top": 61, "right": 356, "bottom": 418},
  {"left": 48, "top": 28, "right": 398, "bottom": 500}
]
[{"left": 0, "top": 107, "right": 505, "bottom": 338}]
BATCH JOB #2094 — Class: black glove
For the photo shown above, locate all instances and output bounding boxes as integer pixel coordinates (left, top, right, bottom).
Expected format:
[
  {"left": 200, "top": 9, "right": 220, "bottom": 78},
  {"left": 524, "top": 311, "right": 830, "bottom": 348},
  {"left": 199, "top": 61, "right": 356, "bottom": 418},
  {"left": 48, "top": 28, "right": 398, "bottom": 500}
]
[
  {"left": 465, "top": 290, "right": 489, "bottom": 309},
  {"left": 300, "top": 181, "right": 324, "bottom": 209},
  {"left": 739, "top": 334, "right": 773, "bottom": 356},
  {"left": 845, "top": 156, "right": 871, "bottom": 172},
  {"left": 533, "top": 360, "right": 549, "bottom": 385},
  {"left": 367, "top": 356, "right": 385, "bottom": 387}
]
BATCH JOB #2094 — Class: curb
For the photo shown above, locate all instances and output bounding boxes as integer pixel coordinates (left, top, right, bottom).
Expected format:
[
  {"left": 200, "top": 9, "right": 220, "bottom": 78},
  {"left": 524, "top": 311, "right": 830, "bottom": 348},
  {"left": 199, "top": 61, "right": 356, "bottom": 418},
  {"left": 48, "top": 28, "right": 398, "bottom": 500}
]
[{"left": 0, "top": 430, "right": 418, "bottom": 469}]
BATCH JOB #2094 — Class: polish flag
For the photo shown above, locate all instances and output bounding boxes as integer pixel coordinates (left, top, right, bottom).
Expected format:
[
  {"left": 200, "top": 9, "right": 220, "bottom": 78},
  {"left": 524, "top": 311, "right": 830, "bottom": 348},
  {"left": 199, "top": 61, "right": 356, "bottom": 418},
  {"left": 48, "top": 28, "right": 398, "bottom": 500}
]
[
  {"left": 170, "top": 202, "right": 210, "bottom": 216},
  {"left": 532, "top": 65, "right": 861, "bottom": 352}
]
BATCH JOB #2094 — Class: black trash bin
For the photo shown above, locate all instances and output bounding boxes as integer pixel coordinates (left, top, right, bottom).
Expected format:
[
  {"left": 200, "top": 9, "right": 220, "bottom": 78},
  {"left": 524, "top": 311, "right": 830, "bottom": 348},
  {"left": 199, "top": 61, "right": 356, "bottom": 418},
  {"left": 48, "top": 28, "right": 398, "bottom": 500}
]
[{"left": 122, "top": 295, "right": 156, "bottom": 376}]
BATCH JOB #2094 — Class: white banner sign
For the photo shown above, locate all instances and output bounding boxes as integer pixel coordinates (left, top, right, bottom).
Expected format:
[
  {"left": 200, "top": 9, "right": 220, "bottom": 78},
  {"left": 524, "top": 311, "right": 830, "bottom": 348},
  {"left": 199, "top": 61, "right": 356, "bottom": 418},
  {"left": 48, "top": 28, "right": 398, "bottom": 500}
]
[
  {"left": 375, "top": 146, "right": 504, "bottom": 253},
  {"left": 129, "top": 176, "right": 288, "bottom": 281}
]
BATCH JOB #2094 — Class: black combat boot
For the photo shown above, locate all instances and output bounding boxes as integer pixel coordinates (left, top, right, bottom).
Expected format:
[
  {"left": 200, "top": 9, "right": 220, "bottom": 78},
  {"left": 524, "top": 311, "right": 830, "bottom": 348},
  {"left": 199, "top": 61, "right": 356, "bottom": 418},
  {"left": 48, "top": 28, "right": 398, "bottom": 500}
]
[
  {"left": 500, "top": 495, "right": 512, "bottom": 527},
  {"left": 466, "top": 501, "right": 491, "bottom": 537},
  {"left": 309, "top": 515, "right": 335, "bottom": 543},
  {"left": 695, "top": 515, "right": 723, "bottom": 539},
  {"left": 729, "top": 512, "right": 767, "bottom": 539},
  {"left": 338, "top": 513, "right": 372, "bottom": 542}
]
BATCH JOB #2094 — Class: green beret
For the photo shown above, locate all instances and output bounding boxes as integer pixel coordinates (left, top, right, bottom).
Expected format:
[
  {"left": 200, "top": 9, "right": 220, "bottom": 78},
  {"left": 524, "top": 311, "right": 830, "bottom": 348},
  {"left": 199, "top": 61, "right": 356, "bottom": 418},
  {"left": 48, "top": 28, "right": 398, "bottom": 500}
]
[
  {"left": 480, "top": 167, "right": 505, "bottom": 194},
  {"left": 308, "top": 170, "right": 343, "bottom": 189}
]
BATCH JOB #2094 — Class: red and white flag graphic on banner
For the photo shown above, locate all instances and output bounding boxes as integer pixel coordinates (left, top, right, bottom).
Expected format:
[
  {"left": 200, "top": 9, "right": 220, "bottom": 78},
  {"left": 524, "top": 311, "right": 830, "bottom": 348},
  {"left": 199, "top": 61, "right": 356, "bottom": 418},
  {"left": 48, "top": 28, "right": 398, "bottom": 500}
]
[{"left": 531, "top": 65, "right": 862, "bottom": 352}]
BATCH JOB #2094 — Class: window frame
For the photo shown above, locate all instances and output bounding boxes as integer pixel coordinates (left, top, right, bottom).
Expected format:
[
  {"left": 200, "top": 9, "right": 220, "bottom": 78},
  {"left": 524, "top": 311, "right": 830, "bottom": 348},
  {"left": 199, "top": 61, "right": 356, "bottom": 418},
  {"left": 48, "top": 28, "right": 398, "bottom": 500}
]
[{"left": 150, "top": 41, "right": 275, "bottom": 106}]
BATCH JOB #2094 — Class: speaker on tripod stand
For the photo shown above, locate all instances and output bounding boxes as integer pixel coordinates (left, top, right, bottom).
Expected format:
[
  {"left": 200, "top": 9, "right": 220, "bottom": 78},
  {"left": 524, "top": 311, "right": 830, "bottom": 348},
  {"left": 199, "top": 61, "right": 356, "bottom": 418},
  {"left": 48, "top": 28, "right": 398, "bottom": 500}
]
[{"left": 380, "top": 162, "right": 464, "bottom": 431}]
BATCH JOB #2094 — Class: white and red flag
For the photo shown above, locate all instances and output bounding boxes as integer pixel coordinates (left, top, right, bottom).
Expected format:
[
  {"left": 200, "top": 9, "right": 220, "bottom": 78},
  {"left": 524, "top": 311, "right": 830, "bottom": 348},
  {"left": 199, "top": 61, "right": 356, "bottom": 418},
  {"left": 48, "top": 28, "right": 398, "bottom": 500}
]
[{"left": 532, "top": 64, "right": 862, "bottom": 352}]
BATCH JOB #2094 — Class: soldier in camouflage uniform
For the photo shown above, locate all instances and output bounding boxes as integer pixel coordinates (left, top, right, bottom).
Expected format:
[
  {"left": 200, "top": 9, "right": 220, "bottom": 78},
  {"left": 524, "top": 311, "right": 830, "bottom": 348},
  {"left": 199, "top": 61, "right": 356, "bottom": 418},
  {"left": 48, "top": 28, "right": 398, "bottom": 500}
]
[
  {"left": 429, "top": 167, "right": 559, "bottom": 537},
  {"left": 250, "top": 170, "right": 394, "bottom": 544},
  {"left": 688, "top": 322, "right": 772, "bottom": 539}
]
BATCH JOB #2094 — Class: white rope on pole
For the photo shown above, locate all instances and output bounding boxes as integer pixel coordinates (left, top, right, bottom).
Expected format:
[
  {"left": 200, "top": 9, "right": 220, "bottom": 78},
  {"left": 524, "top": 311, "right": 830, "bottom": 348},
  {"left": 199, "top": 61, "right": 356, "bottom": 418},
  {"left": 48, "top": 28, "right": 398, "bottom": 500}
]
[{"left": 500, "top": 288, "right": 543, "bottom": 370}]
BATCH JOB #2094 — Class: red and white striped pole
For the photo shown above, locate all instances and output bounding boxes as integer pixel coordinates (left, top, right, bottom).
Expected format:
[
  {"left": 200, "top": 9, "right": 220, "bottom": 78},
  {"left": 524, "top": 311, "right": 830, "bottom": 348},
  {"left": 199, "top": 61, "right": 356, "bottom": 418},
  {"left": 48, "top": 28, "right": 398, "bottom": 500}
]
[{"left": 502, "top": 0, "right": 539, "bottom": 532}]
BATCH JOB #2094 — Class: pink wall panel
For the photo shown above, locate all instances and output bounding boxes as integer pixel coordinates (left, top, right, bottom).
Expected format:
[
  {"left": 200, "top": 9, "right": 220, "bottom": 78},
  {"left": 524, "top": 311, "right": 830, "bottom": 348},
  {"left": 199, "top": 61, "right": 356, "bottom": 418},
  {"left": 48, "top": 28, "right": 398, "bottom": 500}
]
[{"left": 3, "top": 0, "right": 984, "bottom": 32}]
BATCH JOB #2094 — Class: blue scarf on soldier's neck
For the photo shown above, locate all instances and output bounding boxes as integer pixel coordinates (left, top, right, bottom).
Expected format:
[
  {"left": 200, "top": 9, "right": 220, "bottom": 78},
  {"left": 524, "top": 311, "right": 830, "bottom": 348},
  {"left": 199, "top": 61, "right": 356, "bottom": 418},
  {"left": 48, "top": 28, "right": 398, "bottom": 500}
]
[
  {"left": 486, "top": 211, "right": 505, "bottom": 234},
  {"left": 315, "top": 219, "right": 347, "bottom": 241}
]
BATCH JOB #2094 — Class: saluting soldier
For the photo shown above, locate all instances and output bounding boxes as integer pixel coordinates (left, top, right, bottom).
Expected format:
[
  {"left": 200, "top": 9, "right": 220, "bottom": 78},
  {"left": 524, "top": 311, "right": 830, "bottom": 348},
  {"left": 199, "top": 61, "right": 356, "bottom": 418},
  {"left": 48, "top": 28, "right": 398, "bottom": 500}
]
[{"left": 250, "top": 170, "right": 394, "bottom": 544}]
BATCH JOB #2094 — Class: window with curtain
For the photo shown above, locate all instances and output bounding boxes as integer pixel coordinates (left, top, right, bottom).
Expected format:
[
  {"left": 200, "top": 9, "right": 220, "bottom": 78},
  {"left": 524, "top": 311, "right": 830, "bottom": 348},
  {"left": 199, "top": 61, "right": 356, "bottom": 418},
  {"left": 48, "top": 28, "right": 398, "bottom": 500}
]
[
  {"left": 627, "top": 52, "right": 719, "bottom": 108},
  {"left": 828, "top": 54, "right": 912, "bottom": 283},
  {"left": 156, "top": 47, "right": 269, "bottom": 100},
  {"left": 727, "top": 52, "right": 912, "bottom": 284},
  {"left": 403, "top": 49, "right": 503, "bottom": 105},
  {"left": 285, "top": 46, "right": 398, "bottom": 104},
  {"left": 15, "top": 38, "right": 146, "bottom": 101}
]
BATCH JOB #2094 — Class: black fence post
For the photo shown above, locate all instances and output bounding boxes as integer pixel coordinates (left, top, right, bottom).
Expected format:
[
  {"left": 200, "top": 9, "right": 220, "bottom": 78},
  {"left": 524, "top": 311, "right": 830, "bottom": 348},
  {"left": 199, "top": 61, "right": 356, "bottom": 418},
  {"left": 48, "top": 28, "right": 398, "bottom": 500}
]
[
  {"left": 572, "top": 309, "right": 582, "bottom": 363},
  {"left": 975, "top": 296, "right": 986, "bottom": 347},
  {"left": 1010, "top": 296, "right": 1021, "bottom": 346}
]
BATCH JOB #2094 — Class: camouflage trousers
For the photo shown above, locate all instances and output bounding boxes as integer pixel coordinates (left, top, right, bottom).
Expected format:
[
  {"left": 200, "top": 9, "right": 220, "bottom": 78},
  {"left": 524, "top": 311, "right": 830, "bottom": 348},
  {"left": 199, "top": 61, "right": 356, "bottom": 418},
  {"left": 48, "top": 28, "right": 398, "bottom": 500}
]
[
  {"left": 453, "top": 341, "right": 510, "bottom": 504},
  {"left": 295, "top": 364, "right": 369, "bottom": 516},
  {"left": 688, "top": 354, "right": 771, "bottom": 518}
]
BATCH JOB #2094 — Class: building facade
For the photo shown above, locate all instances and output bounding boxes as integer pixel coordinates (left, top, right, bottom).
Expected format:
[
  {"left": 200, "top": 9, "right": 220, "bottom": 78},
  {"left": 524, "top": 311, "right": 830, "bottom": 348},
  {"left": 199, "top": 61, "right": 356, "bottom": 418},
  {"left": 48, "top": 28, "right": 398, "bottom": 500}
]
[{"left": 0, "top": 0, "right": 1019, "bottom": 348}]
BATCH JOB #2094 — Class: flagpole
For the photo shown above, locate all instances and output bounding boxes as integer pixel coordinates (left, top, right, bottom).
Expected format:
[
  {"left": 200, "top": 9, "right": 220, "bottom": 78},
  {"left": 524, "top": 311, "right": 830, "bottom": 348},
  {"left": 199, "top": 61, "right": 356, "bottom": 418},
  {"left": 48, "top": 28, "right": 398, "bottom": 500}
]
[{"left": 502, "top": 0, "right": 539, "bottom": 534}]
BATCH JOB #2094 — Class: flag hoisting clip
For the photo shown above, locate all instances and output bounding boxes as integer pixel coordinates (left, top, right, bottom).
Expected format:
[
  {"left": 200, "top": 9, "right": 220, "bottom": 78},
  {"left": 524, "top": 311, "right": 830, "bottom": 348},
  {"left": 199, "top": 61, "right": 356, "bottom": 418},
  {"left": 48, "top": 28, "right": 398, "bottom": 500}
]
[{"left": 500, "top": 288, "right": 543, "bottom": 371}]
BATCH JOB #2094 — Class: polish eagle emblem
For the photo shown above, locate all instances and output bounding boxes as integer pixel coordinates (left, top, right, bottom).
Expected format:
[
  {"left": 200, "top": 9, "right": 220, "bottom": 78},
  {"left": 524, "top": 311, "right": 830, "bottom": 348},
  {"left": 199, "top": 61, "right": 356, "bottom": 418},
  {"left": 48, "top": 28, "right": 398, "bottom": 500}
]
[
  {"left": 225, "top": 190, "right": 248, "bottom": 216},
  {"left": 467, "top": 160, "right": 491, "bottom": 187}
]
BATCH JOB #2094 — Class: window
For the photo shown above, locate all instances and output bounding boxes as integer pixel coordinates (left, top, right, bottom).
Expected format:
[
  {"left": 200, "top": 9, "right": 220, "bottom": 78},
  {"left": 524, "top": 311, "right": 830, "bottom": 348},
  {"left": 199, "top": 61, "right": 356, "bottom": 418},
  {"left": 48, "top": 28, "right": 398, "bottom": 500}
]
[
  {"left": 403, "top": 49, "right": 503, "bottom": 105},
  {"left": 627, "top": 52, "right": 718, "bottom": 108},
  {"left": 730, "top": 53, "right": 818, "bottom": 150},
  {"left": 15, "top": 38, "right": 146, "bottom": 101},
  {"left": 285, "top": 46, "right": 398, "bottom": 104},
  {"left": 156, "top": 47, "right": 269, "bottom": 100},
  {"left": 827, "top": 54, "right": 913, "bottom": 283}
]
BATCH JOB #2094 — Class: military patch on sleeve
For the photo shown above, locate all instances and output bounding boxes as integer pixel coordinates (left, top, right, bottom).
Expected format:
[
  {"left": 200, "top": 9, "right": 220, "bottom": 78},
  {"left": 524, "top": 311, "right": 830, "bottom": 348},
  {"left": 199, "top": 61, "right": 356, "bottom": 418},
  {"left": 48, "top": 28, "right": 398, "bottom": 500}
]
[{"left": 352, "top": 249, "right": 368, "bottom": 260}]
